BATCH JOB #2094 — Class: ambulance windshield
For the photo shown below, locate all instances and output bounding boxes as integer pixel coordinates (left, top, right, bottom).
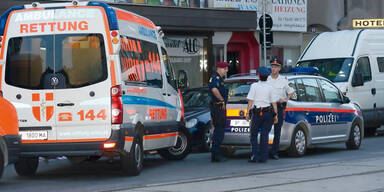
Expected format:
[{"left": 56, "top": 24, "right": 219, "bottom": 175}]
[
  {"left": 5, "top": 33, "right": 107, "bottom": 89},
  {"left": 297, "top": 58, "right": 354, "bottom": 83}
]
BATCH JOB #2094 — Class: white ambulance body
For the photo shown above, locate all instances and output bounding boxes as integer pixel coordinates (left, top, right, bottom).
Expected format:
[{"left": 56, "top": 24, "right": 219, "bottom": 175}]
[{"left": 0, "top": 1, "right": 190, "bottom": 176}]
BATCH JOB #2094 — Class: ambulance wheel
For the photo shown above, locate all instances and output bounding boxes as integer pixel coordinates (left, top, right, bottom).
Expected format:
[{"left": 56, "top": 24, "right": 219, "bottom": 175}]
[
  {"left": 0, "top": 148, "right": 4, "bottom": 179},
  {"left": 199, "top": 123, "right": 213, "bottom": 152},
  {"left": 120, "top": 137, "right": 143, "bottom": 176},
  {"left": 14, "top": 157, "right": 39, "bottom": 176},
  {"left": 288, "top": 127, "right": 307, "bottom": 157},
  {"left": 346, "top": 121, "right": 361, "bottom": 150},
  {"left": 159, "top": 127, "right": 191, "bottom": 160},
  {"left": 221, "top": 146, "right": 236, "bottom": 157}
]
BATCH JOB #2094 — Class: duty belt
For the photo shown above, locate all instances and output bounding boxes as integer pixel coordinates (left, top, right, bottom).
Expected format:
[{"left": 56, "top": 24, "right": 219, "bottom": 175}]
[
  {"left": 252, "top": 106, "right": 273, "bottom": 116},
  {"left": 277, "top": 102, "right": 287, "bottom": 109}
]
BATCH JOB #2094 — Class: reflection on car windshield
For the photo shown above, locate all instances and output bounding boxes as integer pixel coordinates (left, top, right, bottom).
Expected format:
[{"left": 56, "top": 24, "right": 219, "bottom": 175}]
[
  {"left": 297, "top": 58, "right": 354, "bottom": 82},
  {"left": 226, "top": 81, "right": 255, "bottom": 101},
  {"left": 183, "top": 89, "right": 210, "bottom": 107}
]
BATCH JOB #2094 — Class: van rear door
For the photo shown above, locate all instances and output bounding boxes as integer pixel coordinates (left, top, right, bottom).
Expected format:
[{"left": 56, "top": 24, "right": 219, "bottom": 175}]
[
  {"left": 3, "top": 8, "right": 111, "bottom": 143},
  {"left": 52, "top": 8, "right": 111, "bottom": 142}
]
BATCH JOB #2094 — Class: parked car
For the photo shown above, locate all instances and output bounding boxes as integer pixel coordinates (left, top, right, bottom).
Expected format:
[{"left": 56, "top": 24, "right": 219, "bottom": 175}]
[
  {"left": 0, "top": 96, "right": 21, "bottom": 179},
  {"left": 182, "top": 87, "right": 212, "bottom": 152},
  {"left": 221, "top": 69, "right": 364, "bottom": 157}
]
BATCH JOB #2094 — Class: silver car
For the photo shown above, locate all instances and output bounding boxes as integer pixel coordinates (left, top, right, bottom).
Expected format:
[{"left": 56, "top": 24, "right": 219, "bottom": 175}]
[{"left": 221, "top": 72, "right": 364, "bottom": 157}]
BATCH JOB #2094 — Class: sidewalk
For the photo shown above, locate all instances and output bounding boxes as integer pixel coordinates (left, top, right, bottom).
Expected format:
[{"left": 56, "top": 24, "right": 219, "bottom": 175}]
[{"left": 122, "top": 157, "right": 384, "bottom": 192}]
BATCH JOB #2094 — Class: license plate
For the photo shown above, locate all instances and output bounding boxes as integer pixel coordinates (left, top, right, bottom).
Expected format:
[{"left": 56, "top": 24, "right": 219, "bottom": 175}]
[
  {"left": 20, "top": 131, "right": 48, "bottom": 140},
  {"left": 230, "top": 119, "right": 250, "bottom": 127}
]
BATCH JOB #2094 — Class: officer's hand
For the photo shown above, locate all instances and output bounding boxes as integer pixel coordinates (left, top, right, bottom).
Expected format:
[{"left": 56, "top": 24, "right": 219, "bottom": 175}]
[
  {"left": 279, "top": 98, "right": 287, "bottom": 103},
  {"left": 273, "top": 116, "right": 278, "bottom": 124},
  {"left": 246, "top": 113, "right": 250, "bottom": 121},
  {"left": 220, "top": 101, "right": 226, "bottom": 110}
]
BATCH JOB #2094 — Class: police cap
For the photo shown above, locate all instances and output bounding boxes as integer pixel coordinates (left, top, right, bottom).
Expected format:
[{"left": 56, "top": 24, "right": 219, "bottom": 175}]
[
  {"left": 217, "top": 62, "right": 229, "bottom": 68},
  {"left": 258, "top": 66, "right": 270, "bottom": 76},
  {"left": 270, "top": 58, "right": 282, "bottom": 66}
]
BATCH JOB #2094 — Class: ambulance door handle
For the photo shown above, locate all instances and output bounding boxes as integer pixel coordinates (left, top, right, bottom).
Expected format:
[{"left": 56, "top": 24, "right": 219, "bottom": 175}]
[
  {"left": 167, "top": 93, "right": 171, "bottom": 96},
  {"left": 162, "top": 93, "right": 167, "bottom": 96},
  {"left": 305, "top": 109, "right": 309, "bottom": 115},
  {"left": 57, "top": 103, "right": 74, "bottom": 107}
]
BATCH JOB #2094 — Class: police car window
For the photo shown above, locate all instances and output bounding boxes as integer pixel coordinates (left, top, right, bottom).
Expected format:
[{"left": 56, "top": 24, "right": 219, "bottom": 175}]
[
  {"left": 377, "top": 57, "right": 384, "bottom": 72},
  {"left": 120, "top": 36, "right": 162, "bottom": 88},
  {"left": 289, "top": 80, "right": 298, "bottom": 101},
  {"left": 319, "top": 79, "right": 341, "bottom": 103},
  {"left": 162, "top": 48, "right": 177, "bottom": 89},
  {"left": 354, "top": 57, "right": 372, "bottom": 82},
  {"left": 226, "top": 81, "right": 255, "bottom": 102},
  {"left": 295, "top": 79, "right": 306, "bottom": 102},
  {"left": 302, "top": 78, "right": 322, "bottom": 102}
]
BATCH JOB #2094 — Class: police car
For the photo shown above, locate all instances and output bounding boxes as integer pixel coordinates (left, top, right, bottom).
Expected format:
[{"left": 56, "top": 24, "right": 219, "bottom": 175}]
[{"left": 221, "top": 68, "right": 364, "bottom": 157}]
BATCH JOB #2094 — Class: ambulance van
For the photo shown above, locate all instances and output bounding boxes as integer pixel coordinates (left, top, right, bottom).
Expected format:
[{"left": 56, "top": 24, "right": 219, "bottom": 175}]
[
  {"left": 0, "top": 1, "right": 190, "bottom": 176},
  {"left": 297, "top": 29, "right": 384, "bottom": 135}
]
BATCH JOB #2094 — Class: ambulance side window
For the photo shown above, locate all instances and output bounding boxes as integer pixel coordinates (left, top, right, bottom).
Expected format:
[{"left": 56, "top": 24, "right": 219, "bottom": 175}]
[
  {"left": 289, "top": 79, "right": 298, "bottom": 101},
  {"left": 119, "top": 36, "right": 162, "bottom": 88},
  {"left": 319, "top": 79, "right": 342, "bottom": 103},
  {"left": 162, "top": 47, "right": 177, "bottom": 90}
]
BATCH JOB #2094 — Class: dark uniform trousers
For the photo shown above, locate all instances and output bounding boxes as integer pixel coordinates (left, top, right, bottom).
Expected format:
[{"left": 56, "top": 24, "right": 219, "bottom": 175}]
[
  {"left": 210, "top": 102, "right": 226, "bottom": 156},
  {"left": 250, "top": 108, "right": 273, "bottom": 161},
  {"left": 270, "top": 103, "right": 286, "bottom": 156}
]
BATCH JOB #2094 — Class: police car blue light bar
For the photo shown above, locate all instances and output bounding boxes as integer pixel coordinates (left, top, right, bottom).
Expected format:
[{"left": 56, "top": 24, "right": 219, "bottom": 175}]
[
  {"left": 290, "top": 67, "right": 319, "bottom": 74},
  {"left": 0, "top": 5, "right": 24, "bottom": 36},
  {"left": 88, "top": 1, "right": 119, "bottom": 31}
]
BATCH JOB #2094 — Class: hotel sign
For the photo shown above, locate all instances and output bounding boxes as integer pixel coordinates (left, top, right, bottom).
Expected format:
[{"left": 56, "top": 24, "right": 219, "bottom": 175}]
[{"left": 353, "top": 19, "right": 384, "bottom": 28}]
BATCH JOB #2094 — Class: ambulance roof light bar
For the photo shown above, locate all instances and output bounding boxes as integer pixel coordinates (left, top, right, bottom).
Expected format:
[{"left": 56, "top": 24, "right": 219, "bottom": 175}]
[
  {"left": 0, "top": 5, "right": 25, "bottom": 36},
  {"left": 88, "top": 1, "right": 119, "bottom": 31}
]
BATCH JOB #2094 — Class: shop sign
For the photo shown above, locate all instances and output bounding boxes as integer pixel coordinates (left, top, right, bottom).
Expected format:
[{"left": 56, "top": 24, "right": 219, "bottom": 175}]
[
  {"left": 164, "top": 37, "right": 203, "bottom": 57},
  {"left": 213, "top": 0, "right": 307, "bottom": 32},
  {"left": 352, "top": 19, "right": 384, "bottom": 28}
]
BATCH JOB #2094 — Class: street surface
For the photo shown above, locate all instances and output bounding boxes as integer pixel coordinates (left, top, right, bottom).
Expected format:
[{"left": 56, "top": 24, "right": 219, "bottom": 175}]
[{"left": 1, "top": 130, "right": 384, "bottom": 192}]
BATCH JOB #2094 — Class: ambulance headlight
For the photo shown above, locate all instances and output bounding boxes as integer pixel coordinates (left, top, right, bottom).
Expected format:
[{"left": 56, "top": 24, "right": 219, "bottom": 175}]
[{"left": 186, "top": 118, "right": 198, "bottom": 128}]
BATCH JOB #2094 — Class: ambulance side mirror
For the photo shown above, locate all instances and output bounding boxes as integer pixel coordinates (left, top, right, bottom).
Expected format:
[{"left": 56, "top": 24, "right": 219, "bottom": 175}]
[{"left": 178, "top": 70, "right": 189, "bottom": 89}]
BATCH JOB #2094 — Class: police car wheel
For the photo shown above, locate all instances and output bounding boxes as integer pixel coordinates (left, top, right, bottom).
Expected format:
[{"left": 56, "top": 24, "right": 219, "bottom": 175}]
[
  {"left": 14, "top": 157, "right": 39, "bottom": 176},
  {"left": 346, "top": 122, "right": 361, "bottom": 150},
  {"left": 159, "top": 127, "right": 191, "bottom": 160},
  {"left": 288, "top": 127, "right": 307, "bottom": 157},
  {"left": 0, "top": 148, "right": 4, "bottom": 179},
  {"left": 199, "top": 123, "right": 213, "bottom": 152},
  {"left": 121, "top": 137, "right": 143, "bottom": 176}
]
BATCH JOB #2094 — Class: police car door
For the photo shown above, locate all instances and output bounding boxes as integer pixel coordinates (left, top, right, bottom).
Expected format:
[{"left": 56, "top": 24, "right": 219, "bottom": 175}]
[
  {"left": 53, "top": 8, "right": 110, "bottom": 142},
  {"left": 318, "top": 79, "right": 349, "bottom": 140},
  {"left": 299, "top": 78, "right": 328, "bottom": 142},
  {"left": 161, "top": 47, "right": 179, "bottom": 123}
]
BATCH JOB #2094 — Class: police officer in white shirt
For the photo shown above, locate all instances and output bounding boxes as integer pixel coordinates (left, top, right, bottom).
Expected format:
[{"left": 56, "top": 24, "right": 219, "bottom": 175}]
[
  {"left": 267, "top": 58, "right": 294, "bottom": 160},
  {"left": 246, "top": 66, "right": 278, "bottom": 163}
]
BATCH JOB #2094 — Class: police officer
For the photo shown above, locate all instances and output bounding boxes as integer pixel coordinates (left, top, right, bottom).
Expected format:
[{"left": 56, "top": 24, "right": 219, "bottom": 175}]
[
  {"left": 209, "top": 61, "right": 229, "bottom": 162},
  {"left": 267, "top": 58, "right": 294, "bottom": 160},
  {"left": 246, "top": 66, "right": 278, "bottom": 163}
]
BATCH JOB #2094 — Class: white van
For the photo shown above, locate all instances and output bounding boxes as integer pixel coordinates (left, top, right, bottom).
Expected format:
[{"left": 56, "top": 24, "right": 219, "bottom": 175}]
[
  {"left": 297, "top": 29, "right": 384, "bottom": 135},
  {"left": 0, "top": 1, "right": 190, "bottom": 176}
]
